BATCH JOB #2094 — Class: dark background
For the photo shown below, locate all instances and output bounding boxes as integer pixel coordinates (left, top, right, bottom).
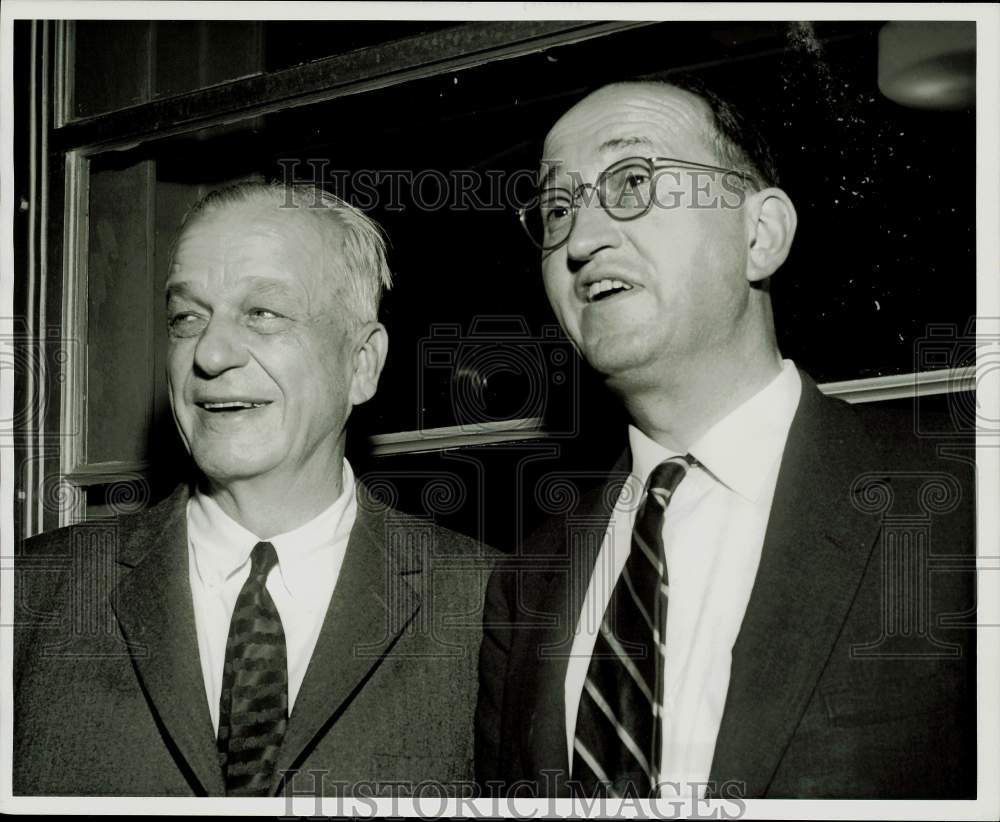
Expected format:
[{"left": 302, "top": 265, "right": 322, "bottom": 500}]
[
  {"left": 128, "top": 21, "right": 975, "bottom": 429},
  {"left": 13, "top": 20, "right": 977, "bottom": 549}
]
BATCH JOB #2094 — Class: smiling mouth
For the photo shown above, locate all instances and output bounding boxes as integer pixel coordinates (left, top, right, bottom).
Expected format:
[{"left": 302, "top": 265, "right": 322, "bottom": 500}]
[
  {"left": 586, "top": 278, "right": 635, "bottom": 303},
  {"left": 196, "top": 401, "right": 271, "bottom": 413}
]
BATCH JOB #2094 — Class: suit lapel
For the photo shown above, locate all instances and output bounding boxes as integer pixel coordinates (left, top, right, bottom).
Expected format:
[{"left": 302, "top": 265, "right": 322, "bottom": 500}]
[
  {"left": 271, "top": 488, "right": 421, "bottom": 791},
  {"left": 111, "top": 484, "right": 225, "bottom": 796},
  {"left": 708, "top": 375, "right": 885, "bottom": 796},
  {"left": 517, "top": 456, "right": 631, "bottom": 794}
]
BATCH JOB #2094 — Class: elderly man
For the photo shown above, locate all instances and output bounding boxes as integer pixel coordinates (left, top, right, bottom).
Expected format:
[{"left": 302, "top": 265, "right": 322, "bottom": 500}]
[
  {"left": 15, "top": 182, "right": 495, "bottom": 797},
  {"left": 476, "top": 81, "right": 975, "bottom": 799}
]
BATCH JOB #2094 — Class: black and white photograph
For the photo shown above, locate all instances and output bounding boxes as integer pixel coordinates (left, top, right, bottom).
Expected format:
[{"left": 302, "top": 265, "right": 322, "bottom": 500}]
[{"left": 1, "top": 2, "right": 997, "bottom": 817}]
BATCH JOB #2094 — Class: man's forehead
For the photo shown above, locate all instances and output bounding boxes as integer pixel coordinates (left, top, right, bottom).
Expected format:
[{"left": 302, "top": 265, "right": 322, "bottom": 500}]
[
  {"left": 167, "top": 203, "right": 339, "bottom": 294},
  {"left": 172, "top": 202, "right": 339, "bottom": 268},
  {"left": 186, "top": 200, "right": 329, "bottom": 242},
  {"left": 540, "top": 83, "right": 713, "bottom": 179},
  {"left": 540, "top": 135, "right": 658, "bottom": 185},
  {"left": 166, "top": 273, "right": 300, "bottom": 299},
  {"left": 170, "top": 220, "right": 296, "bottom": 272}
]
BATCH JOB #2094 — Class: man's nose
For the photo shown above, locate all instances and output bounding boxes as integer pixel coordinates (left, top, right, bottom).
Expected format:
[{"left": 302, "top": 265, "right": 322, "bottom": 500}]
[
  {"left": 564, "top": 196, "right": 620, "bottom": 263},
  {"left": 192, "top": 315, "right": 249, "bottom": 377}
]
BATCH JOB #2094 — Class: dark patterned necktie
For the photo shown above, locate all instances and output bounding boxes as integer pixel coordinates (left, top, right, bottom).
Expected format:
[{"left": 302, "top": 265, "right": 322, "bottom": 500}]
[
  {"left": 573, "top": 455, "right": 695, "bottom": 798},
  {"left": 217, "top": 541, "right": 288, "bottom": 796}
]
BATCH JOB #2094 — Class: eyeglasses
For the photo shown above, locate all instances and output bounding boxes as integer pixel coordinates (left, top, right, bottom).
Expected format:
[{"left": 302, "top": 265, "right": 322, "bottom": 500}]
[{"left": 517, "top": 156, "right": 757, "bottom": 251}]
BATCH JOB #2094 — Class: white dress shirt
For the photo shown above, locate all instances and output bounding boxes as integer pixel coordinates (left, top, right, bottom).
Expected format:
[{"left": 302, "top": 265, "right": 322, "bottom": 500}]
[
  {"left": 187, "top": 461, "right": 357, "bottom": 734},
  {"left": 564, "top": 359, "right": 802, "bottom": 796}
]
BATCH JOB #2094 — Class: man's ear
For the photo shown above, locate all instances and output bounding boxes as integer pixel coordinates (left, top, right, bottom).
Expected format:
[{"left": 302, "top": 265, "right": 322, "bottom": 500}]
[
  {"left": 744, "top": 187, "right": 797, "bottom": 283},
  {"left": 349, "top": 321, "right": 389, "bottom": 406}
]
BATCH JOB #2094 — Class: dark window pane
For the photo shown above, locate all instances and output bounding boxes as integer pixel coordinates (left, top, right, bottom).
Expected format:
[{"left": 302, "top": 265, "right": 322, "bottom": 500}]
[
  {"left": 84, "top": 478, "right": 152, "bottom": 520},
  {"left": 154, "top": 21, "right": 263, "bottom": 98},
  {"left": 72, "top": 21, "right": 151, "bottom": 119},
  {"left": 86, "top": 156, "right": 155, "bottom": 464},
  {"left": 262, "top": 21, "right": 456, "bottom": 71}
]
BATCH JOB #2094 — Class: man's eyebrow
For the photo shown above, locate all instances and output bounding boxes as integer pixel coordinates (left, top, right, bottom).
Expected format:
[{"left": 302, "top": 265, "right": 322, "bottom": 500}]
[
  {"left": 540, "top": 136, "right": 657, "bottom": 187},
  {"left": 540, "top": 161, "right": 562, "bottom": 188},
  {"left": 598, "top": 135, "right": 655, "bottom": 153},
  {"left": 164, "top": 277, "right": 297, "bottom": 306},
  {"left": 241, "top": 277, "right": 297, "bottom": 300},
  {"left": 165, "top": 282, "right": 194, "bottom": 304}
]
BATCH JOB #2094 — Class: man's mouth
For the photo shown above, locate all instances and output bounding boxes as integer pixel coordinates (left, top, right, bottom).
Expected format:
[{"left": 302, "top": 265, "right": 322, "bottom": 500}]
[
  {"left": 586, "top": 278, "right": 634, "bottom": 303},
  {"left": 196, "top": 400, "right": 271, "bottom": 413}
]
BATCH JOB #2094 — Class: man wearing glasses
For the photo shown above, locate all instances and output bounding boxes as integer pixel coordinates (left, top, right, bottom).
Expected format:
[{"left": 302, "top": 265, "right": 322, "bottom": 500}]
[{"left": 475, "top": 81, "right": 974, "bottom": 800}]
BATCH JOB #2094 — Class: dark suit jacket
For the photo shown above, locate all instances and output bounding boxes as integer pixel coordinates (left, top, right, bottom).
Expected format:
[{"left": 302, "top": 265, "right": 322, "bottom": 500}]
[
  {"left": 14, "top": 481, "right": 497, "bottom": 796},
  {"left": 476, "top": 374, "right": 976, "bottom": 798}
]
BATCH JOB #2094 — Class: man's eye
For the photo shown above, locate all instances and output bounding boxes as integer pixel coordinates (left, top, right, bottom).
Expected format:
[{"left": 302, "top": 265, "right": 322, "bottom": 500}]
[
  {"left": 543, "top": 205, "right": 571, "bottom": 224},
  {"left": 167, "top": 312, "right": 207, "bottom": 338},
  {"left": 249, "top": 308, "right": 281, "bottom": 321},
  {"left": 247, "top": 308, "right": 291, "bottom": 332},
  {"left": 606, "top": 166, "right": 649, "bottom": 191},
  {"left": 541, "top": 194, "right": 573, "bottom": 223},
  {"left": 622, "top": 171, "right": 650, "bottom": 191}
]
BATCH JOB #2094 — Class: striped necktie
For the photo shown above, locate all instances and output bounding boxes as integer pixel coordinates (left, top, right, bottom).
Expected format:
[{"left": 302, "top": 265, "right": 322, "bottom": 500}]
[
  {"left": 572, "top": 454, "right": 695, "bottom": 797},
  {"left": 217, "top": 541, "right": 289, "bottom": 796}
]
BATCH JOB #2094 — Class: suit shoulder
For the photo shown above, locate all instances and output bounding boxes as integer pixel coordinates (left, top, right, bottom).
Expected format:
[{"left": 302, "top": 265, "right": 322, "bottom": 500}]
[
  {"left": 20, "top": 516, "right": 119, "bottom": 552},
  {"left": 847, "top": 399, "right": 974, "bottom": 477},
  {"left": 832, "top": 396, "right": 975, "bottom": 552},
  {"left": 518, "top": 470, "right": 622, "bottom": 559},
  {"left": 18, "top": 518, "right": 123, "bottom": 596},
  {"left": 15, "top": 518, "right": 123, "bottom": 680},
  {"left": 20, "top": 486, "right": 186, "bottom": 554},
  {"left": 431, "top": 518, "right": 502, "bottom": 567},
  {"left": 520, "top": 511, "right": 569, "bottom": 557},
  {"left": 20, "top": 521, "right": 73, "bottom": 556},
  {"left": 16, "top": 525, "right": 75, "bottom": 629},
  {"left": 17, "top": 486, "right": 187, "bottom": 607},
  {"left": 376, "top": 503, "right": 500, "bottom": 566}
]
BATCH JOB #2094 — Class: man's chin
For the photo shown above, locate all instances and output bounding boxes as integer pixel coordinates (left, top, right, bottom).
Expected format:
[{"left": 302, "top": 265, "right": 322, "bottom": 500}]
[
  {"left": 192, "top": 451, "right": 278, "bottom": 489},
  {"left": 580, "top": 334, "right": 658, "bottom": 381}
]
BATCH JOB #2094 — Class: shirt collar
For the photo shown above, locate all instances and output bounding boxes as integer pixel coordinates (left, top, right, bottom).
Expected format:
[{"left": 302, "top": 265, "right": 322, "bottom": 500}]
[
  {"left": 188, "top": 460, "right": 357, "bottom": 599},
  {"left": 628, "top": 359, "right": 802, "bottom": 503}
]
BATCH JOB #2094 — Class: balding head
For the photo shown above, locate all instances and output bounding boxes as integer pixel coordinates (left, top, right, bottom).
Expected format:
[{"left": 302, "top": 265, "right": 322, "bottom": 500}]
[{"left": 545, "top": 80, "right": 776, "bottom": 191}]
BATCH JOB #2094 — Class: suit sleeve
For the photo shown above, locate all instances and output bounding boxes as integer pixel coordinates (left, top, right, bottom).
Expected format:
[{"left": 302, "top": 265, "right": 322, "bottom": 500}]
[{"left": 474, "top": 556, "right": 513, "bottom": 789}]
